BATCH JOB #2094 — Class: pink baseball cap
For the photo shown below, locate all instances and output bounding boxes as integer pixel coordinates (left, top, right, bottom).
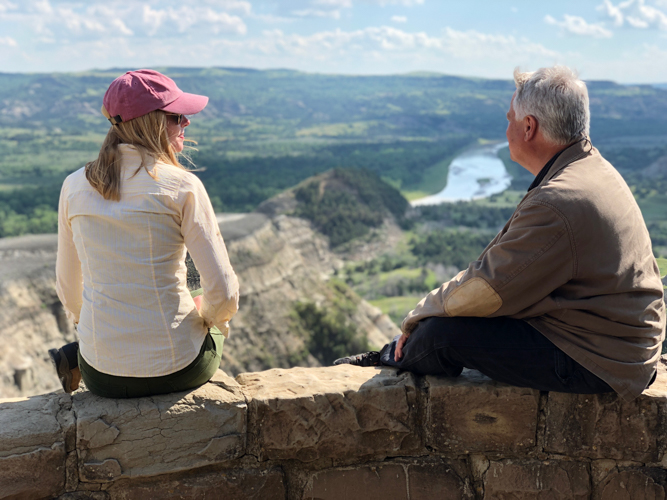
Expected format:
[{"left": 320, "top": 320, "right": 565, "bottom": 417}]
[{"left": 101, "top": 69, "right": 208, "bottom": 125}]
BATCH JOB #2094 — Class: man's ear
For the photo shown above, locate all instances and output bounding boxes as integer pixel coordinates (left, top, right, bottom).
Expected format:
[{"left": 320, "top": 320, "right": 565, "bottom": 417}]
[{"left": 523, "top": 115, "right": 538, "bottom": 141}]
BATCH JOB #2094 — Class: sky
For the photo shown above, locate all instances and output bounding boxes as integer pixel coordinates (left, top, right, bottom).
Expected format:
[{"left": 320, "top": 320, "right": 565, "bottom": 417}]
[{"left": 1, "top": 0, "right": 667, "bottom": 83}]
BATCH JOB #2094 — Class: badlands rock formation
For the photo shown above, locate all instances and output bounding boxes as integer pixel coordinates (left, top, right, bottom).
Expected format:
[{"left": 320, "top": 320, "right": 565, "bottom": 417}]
[
  {"left": 211, "top": 213, "right": 397, "bottom": 375},
  {"left": 0, "top": 213, "right": 398, "bottom": 398},
  {"left": 0, "top": 234, "right": 76, "bottom": 398}
]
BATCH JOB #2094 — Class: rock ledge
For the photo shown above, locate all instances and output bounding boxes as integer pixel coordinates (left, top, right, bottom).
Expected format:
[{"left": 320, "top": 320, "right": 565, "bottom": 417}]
[{"left": 1, "top": 363, "right": 666, "bottom": 499}]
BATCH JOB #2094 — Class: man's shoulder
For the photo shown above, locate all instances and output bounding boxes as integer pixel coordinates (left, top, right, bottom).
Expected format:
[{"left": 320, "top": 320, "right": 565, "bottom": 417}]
[
  {"left": 534, "top": 149, "right": 626, "bottom": 204},
  {"left": 530, "top": 148, "right": 643, "bottom": 232}
]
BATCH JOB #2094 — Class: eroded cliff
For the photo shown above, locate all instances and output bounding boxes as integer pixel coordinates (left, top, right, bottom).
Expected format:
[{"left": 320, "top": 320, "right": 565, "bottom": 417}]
[{"left": 211, "top": 212, "right": 397, "bottom": 376}]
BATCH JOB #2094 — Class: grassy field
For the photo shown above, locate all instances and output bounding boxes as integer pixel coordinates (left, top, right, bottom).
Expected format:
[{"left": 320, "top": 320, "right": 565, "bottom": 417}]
[
  {"left": 2, "top": 68, "right": 667, "bottom": 258},
  {"left": 657, "top": 258, "right": 667, "bottom": 289},
  {"left": 638, "top": 196, "right": 667, "bottom": 223},
  {"left": 476, "top": 190, "right": 525, "bottom": 208},
  {"left": 402, "top": 155, "right": 455, "bottom": 201},
  {"left": 340, "top": 264, "right": 438, "bottom": 300},
  {"left": 369, "top": 295, "right": 423, "bottom": 326}
]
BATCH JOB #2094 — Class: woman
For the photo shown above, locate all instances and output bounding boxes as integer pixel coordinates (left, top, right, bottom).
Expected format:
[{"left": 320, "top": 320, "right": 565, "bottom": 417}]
[{"left": 49, "top": 69, "right": 239, "bottom": 398}]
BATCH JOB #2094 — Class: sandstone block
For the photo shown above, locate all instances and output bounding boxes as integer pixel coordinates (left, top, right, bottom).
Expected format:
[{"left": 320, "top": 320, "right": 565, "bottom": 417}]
[
  {"left": 0, "top": 393, "right": 70, "bottom": 499},
  {"left": 74, "top": 372, "right": 247, "bottom": 481},
  {"left": 80, "top": 459, "right": 122, "bottom": 483},
  {"left": 483, "top": 459, "right": 590, "bottom": 499},
  {"left": 426, "top": 369, "right": 540, "bottom": 454},
  {"left": 239, "top": 366, "right": 421, "bottom": 462},
  {"left": 303, "top": 465, "right": 407, "bottom": 500},
  {"left": 591, "top": 459, "right": 617, "bottom": 486},
  {"left": 545, "top": 391, "right": 662, "bottom": 461},
  {"left": 407, "top": 462, "right": 473, "bottom": 500},
  {"left": 594, "top": 468, "right": 666, "bottom": 500},
  {"left": 105, "top": 466, "right": 285, "bottom": 500},
  {"left": 58, "top": 493, "right": 110, "bottom": 500}
]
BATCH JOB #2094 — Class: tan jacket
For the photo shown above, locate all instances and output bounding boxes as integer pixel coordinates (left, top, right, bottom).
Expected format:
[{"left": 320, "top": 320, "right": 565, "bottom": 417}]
[{"left": 402, "top": 139, "right": 665, "bottom": 401}]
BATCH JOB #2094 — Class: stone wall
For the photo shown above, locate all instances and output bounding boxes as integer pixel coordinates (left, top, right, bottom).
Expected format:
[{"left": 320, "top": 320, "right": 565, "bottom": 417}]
[{"left": 2, "top": 361, "right": 667, "bottom": 500}]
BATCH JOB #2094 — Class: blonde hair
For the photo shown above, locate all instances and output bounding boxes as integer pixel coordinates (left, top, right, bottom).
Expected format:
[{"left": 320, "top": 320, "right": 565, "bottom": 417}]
[{"left": 85, "top": 111, "right": 183, "bottom": 201}]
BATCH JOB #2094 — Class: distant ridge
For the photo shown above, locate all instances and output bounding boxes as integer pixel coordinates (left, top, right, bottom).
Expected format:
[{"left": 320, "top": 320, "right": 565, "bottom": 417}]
[
  {"left": 258, "top": 167, "right": 409, "bottom": 247},
  {"left": 3, "top": 65, "right": 663, "bottom": 87}
]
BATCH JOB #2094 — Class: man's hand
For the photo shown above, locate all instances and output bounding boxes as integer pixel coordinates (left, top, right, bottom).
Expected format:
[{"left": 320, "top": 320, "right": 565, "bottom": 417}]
[{"left": 394, "top": 332, "right": 410, "bottom": 362}]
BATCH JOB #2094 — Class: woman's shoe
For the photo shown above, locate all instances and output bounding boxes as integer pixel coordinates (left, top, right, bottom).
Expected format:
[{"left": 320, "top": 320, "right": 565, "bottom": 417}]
[{"left": 48, "top": 348, "right": 74, "bottom": 394}]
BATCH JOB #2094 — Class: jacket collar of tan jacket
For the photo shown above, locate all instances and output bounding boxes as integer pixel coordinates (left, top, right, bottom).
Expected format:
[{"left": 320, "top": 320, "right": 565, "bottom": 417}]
[{"left": 531, "top": 137, "right": 595, "bottom": 191}]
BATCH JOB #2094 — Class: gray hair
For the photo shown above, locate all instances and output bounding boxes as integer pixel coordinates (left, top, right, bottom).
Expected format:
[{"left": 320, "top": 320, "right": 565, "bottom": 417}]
[{"left": 513, "top": 66, "right": 590, "bottom": 146}]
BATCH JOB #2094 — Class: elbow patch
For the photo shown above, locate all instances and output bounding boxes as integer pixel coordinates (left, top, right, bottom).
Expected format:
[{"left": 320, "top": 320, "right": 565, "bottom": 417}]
[{"left": 444, "top": 277, "right": 503, "bottom": 317}]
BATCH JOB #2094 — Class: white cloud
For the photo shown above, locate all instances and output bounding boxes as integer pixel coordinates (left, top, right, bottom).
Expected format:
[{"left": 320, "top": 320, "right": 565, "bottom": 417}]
[
  {"left": 598, "top": 0, "right": 627, "bottom": 26},
  {"left": 0, "top": 1, "right": 248, "bottom": 41},
  {"left": 627, "top": 15, "right": 650, "bottom": 26},
  {"left": 3, "top": 2, "right": 667, "bottom": 83},
  {"left": 244, "top": 26, "right": 559, "bottom": 64},
  {"left": 544, "top": 14, "right": 613, "bottom": 38},
  {"left": 0, "top": 0, "right": 16, "bottom": 13},
  {"left": 28, "top": 0, "right": 52, "bottom": 15},
  {"left": 440, "top": 27, "right": 560, "bottom": 60},
  {"left": 58, "top": 7, "right": 106, "bottom": 34},
  {"left": 567, "top": 41, "right": 667, "bottom": 82},
  {"left": 598, "top": 0, "right": 667, "bottom": 30},
  {"left": 0, "top": 21, "right": 568, "bottom": 80},
  {"left": 199, "top": 0, "right": 253, "bottom": 16},
  {"left": 362, "top": 0, "right": 424, "bottom": 5},
  {"left": 110, "top": 18, "right": 134, "bottom": 37},
  {"left": 286, "top": 0, "right": 352, "bottom": 19},
  {"left": 292, "top": 8, "right": 342, "bottom": 19},
  {"left": 391, "top": 15, "right": 407, "bottom": 23},
  {"left": 250, "top": 12, "right": 296, "bottom": 24},
  {"left": 142, "top": 5, "right": 247, "bottom": 35},
  {"left": 276, "top": 0, "right": 422, "bottom": 20},
  {"left": 0, "top": 35, "right": 17, "bottom": 46},
  {"left": 314, "top": 0, "right": 353, "bottom": 7}
]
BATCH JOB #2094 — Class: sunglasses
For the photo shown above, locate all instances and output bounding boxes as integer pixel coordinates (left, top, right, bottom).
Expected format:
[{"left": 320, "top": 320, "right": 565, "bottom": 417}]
[{"left": 165, "top": 113, "right": 185, "bottom": 125}]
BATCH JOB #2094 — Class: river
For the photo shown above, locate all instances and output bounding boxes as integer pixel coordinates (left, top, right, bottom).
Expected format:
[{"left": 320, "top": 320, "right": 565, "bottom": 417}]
[{"left": 411, "top": 142, "right": 511, "bottom": 206}]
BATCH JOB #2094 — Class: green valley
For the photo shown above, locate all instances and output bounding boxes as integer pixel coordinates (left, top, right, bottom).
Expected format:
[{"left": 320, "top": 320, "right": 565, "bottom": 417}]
[{"left": 1, "top": 66, "right": 667, "bottom": 270}]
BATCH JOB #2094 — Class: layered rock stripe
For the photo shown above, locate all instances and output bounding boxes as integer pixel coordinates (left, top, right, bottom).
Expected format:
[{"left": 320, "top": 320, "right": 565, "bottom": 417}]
[{"left": 2, "top": 362, "right": 667, "bottom": 499}]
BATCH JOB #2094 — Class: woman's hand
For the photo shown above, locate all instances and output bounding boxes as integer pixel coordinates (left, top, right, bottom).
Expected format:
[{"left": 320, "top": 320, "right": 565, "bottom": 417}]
[
  {"left": 193, "top": 294, "right": 203, "bottom": 311},
  {"left": 394, "top": 332, "right": 410, "bottom": 362}
]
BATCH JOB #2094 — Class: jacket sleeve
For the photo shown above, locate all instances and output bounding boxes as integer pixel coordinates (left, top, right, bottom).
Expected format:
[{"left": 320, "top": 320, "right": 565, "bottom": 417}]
[
  {"left": 401, "top": 201, "right": 575, "bottom": 334},
  {"left": 179, "top": 174, "right": 240, "bottom": 337},
  {"left": 55, "top": 178, "right": 83, "bottom": 324}
]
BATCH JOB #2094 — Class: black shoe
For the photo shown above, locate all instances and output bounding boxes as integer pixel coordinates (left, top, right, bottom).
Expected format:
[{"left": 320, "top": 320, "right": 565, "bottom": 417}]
[
  {"left": 49, "top": 348, "right": 73, "bottom": 394},
  {"left": 333, "top": 351, "right": 380, "bottom": 367}
]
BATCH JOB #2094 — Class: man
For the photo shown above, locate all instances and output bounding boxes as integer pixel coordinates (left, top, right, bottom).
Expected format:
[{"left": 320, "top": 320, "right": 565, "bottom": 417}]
[{"left": 335, "top": 66, "right": 665, "bottom": 402}]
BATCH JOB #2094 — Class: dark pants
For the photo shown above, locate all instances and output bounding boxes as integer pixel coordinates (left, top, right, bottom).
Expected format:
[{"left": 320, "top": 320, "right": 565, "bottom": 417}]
[
  {"left": 59, "top": 288, "right": 224, "bottom": 398},
  {"left": 78, "top": 331, "right": 223, "bottom": 398},
  {"left": 380, "top": 316, "right": 615, "bottom": 394}
]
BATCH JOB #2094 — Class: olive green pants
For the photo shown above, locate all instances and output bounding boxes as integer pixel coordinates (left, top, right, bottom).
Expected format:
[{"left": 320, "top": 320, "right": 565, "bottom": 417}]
[{"left": 78, "top": 289, "right": 224, "bottom": 399}]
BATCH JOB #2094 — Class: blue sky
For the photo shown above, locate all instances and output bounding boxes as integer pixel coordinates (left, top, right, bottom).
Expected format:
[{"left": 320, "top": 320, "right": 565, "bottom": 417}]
[{"left": 1, "top": 0, "right": 666, "bottom": 82}]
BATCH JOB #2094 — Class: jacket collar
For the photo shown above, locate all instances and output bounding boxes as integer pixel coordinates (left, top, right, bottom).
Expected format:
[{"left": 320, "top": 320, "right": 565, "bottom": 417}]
[
  {"left": 528, "top": 148, "right": 565, "bottom": 192},
  {"left": 532, "top": 137, "right": 594, "bottom": 190}
]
